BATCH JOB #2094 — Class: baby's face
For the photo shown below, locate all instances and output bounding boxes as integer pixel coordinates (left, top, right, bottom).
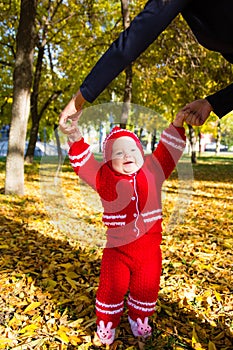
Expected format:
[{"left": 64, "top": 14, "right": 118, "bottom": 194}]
[{"left": 111, "top": 136, "right": 144, "bottom": 174}]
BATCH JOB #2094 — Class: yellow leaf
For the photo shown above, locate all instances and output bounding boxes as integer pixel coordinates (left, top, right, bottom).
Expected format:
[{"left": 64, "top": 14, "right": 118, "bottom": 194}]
[
  {"left": 78, "top": 295, "right": 91, "bottom": 303},
  {"left": 195, "top": 345, "right": 206, "bottom": 350},
  {"left": 8, "top": 316, "right": 22, "bottom": 328},
  {"left": 213, "top": 331, "right": 225, "bottom": 340},
  {"left": 27, "top": 276, "right": 33, "bottom": 284},
  {"left": 209, "top": 320, "right": 217, "bottom": 327},
  {"left": 69, "top": 319, "right": 84, "bottom": 328},
  {"left": 59, "top": 326, "right": 71, "bottom": 333},
  {"left": 160, "top": 303, "right": 173, "bottom": 316},
  {"left": 42, "top": 278, "right": 57, "bottom": 291},
  {"left": 222, "top": 239, "right": 233, "bottom": 249},
  {"left": 57, "top": 298, "right": 72, "bottom": 305},
  {"left": 59, "top": 263, "right": 74, "bottom": 270},
  {"left": 56, "top": 330, "right": 69, "bottom": 343},
  {"left": 208, "top": 341, "right": 217, "bottom": 350},
  {"left": 7, "top": 97, "right": 13, "bottom": 103},
  {"left": 192, "top": 326, "right": 199, "bottom": 345},
  {"left": 198, "top": 263, "right": 212, "bottom": 271},
  {"left": 83, "top": 317, "right": 97, "bottom": 329},
  {"left": 67, "top": 271, "right": 79, "bottom": 279},
  {"left": 54, "top": 310, "right": 61, "bottom": 319},
  {"left": 20, "top": 324, "right": 38, "bottom": 334},
  {"left": 23, "top": 301, "right": 41, "bottom": 313},
  {"left": 11, "top": 338, "right": 47, "bottom": 349},
  {"left": 69, "top": 335, "right": 83, "bottom": 345},
  {"left": 65, "top": 277, "right": 77, "bottom": 289},
  {"left": 214, "top": 291, "right": 222, "bottom": 302},
  {"left": 0, "top": 245, "right": 9, "bottom": 249},
  {"left": 0, "top": 338, "right": 15, "bottom": 347}
]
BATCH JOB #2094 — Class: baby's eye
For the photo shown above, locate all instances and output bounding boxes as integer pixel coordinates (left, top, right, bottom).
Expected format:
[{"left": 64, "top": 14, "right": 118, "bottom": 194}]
[
  {"left": 116, "top": 151, "right": 123, "bottom": 156},
  {"left": 131, "top": 148, "right": 136, "bottom": 152}
]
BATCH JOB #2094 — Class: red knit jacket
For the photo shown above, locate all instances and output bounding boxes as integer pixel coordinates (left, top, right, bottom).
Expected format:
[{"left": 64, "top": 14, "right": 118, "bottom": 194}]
[{"left": 68, "top": 124, "right": 186, "bottom": 247}]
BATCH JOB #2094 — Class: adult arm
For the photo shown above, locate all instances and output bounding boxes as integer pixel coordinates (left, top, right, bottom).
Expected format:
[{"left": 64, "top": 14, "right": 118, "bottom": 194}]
[
  {"left": 80, "top": 0, "right": 190, "bottom": 102},
  {"left": 205, "top": 83, "right": 233, "bottom": 118},
  {"left": 59, "top": 0, "right": 188, "bottom": 127}
]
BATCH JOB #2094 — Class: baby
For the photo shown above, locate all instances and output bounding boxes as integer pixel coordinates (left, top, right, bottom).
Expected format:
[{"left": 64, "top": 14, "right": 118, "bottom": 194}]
[{"left": 62, "top": 111, "right": 186, "bottom": 345}]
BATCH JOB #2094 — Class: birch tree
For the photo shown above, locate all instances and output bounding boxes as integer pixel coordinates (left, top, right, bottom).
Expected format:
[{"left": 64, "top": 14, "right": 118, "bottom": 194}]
[{"left": 5, "top": 0, "right": 37, "bottom": 194}]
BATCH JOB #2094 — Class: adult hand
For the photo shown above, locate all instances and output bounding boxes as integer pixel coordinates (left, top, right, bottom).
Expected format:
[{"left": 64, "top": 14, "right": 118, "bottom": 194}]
[
  {"left": 181, "top": 99, "right": 213, "bottom": 126},
  {"left": 59, "top": 89, "right": 85, "bottom": 134}
]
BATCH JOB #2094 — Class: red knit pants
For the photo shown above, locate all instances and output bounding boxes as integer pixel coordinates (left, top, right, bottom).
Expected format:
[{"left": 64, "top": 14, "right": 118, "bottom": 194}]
[{"left": 95, "top": 232, "right": 162, "bottom": 328}]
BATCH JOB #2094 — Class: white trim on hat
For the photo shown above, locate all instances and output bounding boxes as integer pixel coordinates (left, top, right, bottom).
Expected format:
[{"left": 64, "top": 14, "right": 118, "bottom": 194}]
[{"left": 102, "top": 127, "right": 141, "bottom": 162}]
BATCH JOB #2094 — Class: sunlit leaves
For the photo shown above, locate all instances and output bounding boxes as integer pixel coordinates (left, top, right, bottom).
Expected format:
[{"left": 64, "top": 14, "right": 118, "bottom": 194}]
[{"left": 0, "top": 154, "right": 233, "bottom": 349}]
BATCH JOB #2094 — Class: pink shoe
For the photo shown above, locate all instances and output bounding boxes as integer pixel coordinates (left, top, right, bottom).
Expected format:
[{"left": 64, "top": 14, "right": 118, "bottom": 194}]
[
  {"left": 128, "top": 316, "right": 152, "bottom": 338},
  {"left": 97, "top": 321, "right": 116, "bottom": 345}
]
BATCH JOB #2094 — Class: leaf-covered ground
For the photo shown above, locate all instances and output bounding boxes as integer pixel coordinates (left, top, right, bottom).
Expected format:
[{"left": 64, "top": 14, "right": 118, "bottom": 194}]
[{"left": 0, "top": 154, "right": 232, "bottom": 350}]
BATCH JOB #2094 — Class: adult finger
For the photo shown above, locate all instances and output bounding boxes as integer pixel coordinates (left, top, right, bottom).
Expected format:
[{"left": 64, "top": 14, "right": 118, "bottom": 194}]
[
  {"left": 186, "top": 114, "right": 204, "bottom": 126},
  {"left": 67, "top": 110, "right": 82, "bottom": 121}
]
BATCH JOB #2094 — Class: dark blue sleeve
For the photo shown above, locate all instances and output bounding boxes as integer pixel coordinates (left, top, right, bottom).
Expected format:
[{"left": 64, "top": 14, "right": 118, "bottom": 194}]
[
  {"left": 205, "top": 84, "right": 233, "bottom": 118},
  {"left": 80, "top": 0, "right": 190, "bottom": 102}
]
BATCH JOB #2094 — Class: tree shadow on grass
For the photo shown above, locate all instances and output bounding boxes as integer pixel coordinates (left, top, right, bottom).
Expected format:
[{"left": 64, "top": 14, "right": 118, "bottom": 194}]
[
  {"left": 192, "top": 162, "right": 233, "bottom": 183},
  {"left": 0, "top": 210, "right": 99, "bottom": 347},
  {"left": 146, "top": 296, "right": 233, "bottom": 350}
]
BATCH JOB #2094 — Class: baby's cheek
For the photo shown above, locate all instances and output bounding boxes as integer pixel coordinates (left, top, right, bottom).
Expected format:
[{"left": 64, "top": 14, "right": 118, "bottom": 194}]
[{"left": 136, "top": 156, "right": 144, "bottom": 169}]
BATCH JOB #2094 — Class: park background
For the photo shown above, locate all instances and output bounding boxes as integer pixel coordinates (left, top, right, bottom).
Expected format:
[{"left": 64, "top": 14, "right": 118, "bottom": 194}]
[{"left": 0, "top": 1, "right": 233, "bottom": 349}]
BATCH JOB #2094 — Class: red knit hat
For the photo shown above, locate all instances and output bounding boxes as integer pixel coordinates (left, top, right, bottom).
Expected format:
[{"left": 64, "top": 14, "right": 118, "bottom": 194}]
[{"left": 103, "top": 126, "right": 144, "bottom": 162}]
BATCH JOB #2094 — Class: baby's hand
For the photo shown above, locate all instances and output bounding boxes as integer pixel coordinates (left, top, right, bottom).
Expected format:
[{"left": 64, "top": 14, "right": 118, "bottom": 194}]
[
  {"left": 68, "top": 128, "right": 82, "bottom": 143},
  {"left": 173, "top": 111, "right": 187, "bottom": 127},
  {"left": 59, "top": 89, "right": 85, "bottom": 130},
  {"left": 59, "top": 118, "right": 82, "bottom": 142}
]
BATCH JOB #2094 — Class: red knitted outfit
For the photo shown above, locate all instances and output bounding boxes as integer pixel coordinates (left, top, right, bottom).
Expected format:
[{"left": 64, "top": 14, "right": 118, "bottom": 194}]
[{"left": 68, "top": 124, "right": 186, "bottom": 328}]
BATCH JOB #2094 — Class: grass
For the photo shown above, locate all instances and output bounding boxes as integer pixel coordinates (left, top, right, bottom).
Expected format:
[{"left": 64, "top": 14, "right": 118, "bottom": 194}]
[{"left": 0, "top": 153, "right": 232, "bottom": 350}]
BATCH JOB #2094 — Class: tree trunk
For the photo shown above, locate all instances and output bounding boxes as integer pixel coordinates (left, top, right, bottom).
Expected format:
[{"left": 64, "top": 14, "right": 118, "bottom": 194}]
[
  {"left": 25, "top": 0, "right": 63, "bottom": 162},
  {"left": 215, "top": 121, "right": 221, "bottom": 155},
  {"left": 120, "top": 0, "right": 132, "bottom": 129},
  {"left": 25, "top": 122, "right": 40, "bottom": 163},
  {"left": 25, "top": 89, "right": 63, "bottom": 162},
  {"left": 5, "top": 0, "right": 37, "bottom": 195},
  {"left": 54, "top": 124, "right": 63, "bottom": 164},
  {"left": 198, "top": 130, "right": 201, "bottom": 157},
  {"left": 151, "top": 129, "right": 157, "bottom": 152},
  {"left": 25, "top": 45, "right": 45, "bottom": 163},
  {"left": 121, "top": 65, "right": 133, "bottom": 128},
  {"left": 188, "top": 124, "right": 197, "bottom": 164}
]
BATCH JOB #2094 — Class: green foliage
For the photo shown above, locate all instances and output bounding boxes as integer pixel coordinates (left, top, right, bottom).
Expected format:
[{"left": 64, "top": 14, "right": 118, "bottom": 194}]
[
  {"left": 0, "top": 0, "right": 233, "bottom": 146},
  {"left": 221, "top": 112, "right": 233, "bottom": 147},
  {"left": 0, "top": 0, "right": 20, "bottom": 124},
  {"left": 132, "top": 14, "right": 233, "bottom": 119}
]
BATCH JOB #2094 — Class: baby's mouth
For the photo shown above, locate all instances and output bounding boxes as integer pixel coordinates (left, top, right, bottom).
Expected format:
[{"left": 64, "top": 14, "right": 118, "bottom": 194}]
[{"left": 124, "top": 161, "right": 133, "bottom": 165}]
